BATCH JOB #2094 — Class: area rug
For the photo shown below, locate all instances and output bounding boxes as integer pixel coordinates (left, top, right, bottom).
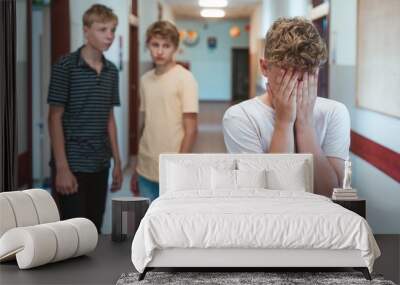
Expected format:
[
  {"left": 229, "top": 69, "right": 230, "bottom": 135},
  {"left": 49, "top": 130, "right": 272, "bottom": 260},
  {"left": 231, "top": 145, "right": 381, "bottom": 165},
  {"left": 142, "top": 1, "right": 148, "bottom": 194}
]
[{"left": 116, "top": 271, "right": 396, "bottom": 285}]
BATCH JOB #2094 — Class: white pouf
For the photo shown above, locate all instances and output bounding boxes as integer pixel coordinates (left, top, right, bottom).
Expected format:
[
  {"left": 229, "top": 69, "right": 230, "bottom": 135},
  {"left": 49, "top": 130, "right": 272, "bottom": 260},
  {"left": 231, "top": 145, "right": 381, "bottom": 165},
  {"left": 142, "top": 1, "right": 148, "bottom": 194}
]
[{"left": 0, "top": 189, "right": 98, "bottom": 269}]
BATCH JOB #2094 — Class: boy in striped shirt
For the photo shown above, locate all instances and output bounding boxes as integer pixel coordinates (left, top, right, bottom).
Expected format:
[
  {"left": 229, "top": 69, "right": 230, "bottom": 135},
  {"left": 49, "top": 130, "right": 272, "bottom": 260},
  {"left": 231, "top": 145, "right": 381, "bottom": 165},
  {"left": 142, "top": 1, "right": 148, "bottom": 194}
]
[{"left": 47, "top": 4, "right": 122, "bottom": 232}]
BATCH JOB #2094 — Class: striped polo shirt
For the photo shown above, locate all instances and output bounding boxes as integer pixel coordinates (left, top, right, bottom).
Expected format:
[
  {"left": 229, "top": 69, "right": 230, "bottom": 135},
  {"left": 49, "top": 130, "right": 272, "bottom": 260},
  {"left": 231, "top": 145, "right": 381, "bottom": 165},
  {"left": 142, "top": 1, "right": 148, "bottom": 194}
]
[{"left": 47, "top": 46, "right": 120, "bottom": 173}]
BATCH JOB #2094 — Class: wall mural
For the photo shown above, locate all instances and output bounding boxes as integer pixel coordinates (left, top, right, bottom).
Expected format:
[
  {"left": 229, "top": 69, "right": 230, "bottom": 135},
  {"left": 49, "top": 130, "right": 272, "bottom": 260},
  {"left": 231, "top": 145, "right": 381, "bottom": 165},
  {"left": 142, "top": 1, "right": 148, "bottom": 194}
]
[{"left": 179, "top": 30, "right": 200, "bottom": 47}]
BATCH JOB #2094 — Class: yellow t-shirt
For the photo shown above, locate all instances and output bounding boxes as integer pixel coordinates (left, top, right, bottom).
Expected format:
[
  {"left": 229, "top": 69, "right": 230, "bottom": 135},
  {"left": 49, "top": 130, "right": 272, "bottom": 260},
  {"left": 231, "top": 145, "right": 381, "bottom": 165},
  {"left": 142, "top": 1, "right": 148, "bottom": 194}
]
[{"left": 136, "top": 64, "right": 199, "bottom": 182}]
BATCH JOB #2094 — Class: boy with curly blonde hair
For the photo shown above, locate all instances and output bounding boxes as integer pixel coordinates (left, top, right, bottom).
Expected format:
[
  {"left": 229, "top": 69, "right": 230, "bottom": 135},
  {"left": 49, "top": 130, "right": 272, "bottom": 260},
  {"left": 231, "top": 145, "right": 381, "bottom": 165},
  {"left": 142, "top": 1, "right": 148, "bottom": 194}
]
[{"left": 223, "top": 17, "right": 350, "bottom": 197}]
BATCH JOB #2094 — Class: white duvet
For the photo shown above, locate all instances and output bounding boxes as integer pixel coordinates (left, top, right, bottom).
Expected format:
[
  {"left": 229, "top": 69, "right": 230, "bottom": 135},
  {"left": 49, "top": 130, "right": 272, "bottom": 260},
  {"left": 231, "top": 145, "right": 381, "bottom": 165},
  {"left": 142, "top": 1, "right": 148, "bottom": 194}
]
[{"left": 131, "top": 190, "right": 380, "bottom": 273}]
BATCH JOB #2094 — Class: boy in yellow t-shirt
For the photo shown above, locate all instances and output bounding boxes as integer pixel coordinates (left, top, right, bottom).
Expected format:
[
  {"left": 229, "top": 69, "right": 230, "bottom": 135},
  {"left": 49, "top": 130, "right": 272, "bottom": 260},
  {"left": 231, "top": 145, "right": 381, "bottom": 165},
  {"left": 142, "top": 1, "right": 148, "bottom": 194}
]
[{"left": 131, "top": 21, "right": 199, "bottom": 201}]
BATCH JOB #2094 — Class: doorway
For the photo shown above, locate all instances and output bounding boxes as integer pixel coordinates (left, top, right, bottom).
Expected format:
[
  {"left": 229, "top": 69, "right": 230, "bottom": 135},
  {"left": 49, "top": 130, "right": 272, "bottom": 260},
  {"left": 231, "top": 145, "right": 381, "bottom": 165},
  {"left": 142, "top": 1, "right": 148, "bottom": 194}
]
[{"left": 231, "top": 48, "right": 250, "bottom": 103}]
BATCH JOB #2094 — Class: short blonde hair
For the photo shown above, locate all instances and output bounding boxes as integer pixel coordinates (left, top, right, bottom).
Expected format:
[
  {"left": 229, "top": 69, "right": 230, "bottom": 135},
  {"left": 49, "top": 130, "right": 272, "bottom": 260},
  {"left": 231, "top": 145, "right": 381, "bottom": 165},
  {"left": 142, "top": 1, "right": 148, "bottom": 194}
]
[
  {"left": 146, "top": 21, "right": 179, "bottom": 48},
  {"left": 264, "top": 17, "right": 327, "bottom": 72},
  {"left": 82, "top": 4, "right": 118, "bottom": 27}
]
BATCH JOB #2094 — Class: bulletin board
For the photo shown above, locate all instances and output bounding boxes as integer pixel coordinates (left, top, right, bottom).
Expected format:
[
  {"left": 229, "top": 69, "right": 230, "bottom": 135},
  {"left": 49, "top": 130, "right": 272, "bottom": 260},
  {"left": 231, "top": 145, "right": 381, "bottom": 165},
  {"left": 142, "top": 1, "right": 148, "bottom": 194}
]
[{"left": 356, "top": 0, "right": 400, "bottom": 118}]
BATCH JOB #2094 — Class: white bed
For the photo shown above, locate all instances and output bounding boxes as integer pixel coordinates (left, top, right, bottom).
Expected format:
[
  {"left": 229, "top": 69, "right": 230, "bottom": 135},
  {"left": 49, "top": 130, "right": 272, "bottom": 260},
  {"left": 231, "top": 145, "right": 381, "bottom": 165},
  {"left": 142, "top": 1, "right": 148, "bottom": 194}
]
[{"left": 131, "top": 154, "right": 380, "bottom": 280}]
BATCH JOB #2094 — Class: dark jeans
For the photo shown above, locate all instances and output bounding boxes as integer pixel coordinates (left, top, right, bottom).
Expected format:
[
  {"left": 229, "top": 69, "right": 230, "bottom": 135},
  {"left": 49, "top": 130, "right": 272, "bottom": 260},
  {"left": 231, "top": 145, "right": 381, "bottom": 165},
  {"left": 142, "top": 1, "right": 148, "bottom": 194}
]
[{"left": 52, "top": 168, "right": 109, "bottom": 233}]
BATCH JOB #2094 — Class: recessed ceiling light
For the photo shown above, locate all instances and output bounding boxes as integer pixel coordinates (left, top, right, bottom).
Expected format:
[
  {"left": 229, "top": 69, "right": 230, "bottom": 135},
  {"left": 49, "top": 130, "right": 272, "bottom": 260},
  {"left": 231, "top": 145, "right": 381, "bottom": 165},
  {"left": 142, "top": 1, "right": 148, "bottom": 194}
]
[
  {"left": 198, "top": 0, "right": 228, "bottom": 8},
  {"left": 200, "top": 8, "right": 226, "bottom": 18}
]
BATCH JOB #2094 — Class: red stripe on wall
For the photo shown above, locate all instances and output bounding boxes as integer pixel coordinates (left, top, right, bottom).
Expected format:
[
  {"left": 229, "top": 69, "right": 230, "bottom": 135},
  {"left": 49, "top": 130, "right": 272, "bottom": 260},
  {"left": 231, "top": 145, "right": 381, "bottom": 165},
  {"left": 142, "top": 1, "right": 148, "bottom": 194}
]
[{"left": 350, "top": 131, "right": 400, "bottom": 183}]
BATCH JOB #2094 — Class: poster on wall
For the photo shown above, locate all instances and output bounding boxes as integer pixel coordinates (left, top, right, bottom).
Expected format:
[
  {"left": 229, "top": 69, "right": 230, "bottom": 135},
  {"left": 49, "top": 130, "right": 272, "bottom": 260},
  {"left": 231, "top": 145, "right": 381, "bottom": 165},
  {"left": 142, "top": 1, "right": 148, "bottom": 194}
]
[
  {"left": 356, "top": 0, "right": 400, "bottom": 118},
  {"left": 207, "top": 37, "right": 217, "bottom": 49}
]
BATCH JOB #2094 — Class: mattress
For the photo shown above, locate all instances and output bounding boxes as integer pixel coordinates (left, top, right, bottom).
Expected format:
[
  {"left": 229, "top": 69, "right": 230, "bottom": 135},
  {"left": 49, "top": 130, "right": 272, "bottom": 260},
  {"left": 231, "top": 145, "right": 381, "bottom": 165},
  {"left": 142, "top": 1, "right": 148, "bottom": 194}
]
[{"left": 131, "top": 190, "right": 380, "bottom": 273}]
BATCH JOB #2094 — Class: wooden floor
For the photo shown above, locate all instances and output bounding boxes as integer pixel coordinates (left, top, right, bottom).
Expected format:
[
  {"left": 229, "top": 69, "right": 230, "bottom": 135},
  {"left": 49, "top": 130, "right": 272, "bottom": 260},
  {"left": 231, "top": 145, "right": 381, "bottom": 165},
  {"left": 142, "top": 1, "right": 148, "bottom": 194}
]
[{"left": 0, "top": 235, "right": 398, "bottom": 285}]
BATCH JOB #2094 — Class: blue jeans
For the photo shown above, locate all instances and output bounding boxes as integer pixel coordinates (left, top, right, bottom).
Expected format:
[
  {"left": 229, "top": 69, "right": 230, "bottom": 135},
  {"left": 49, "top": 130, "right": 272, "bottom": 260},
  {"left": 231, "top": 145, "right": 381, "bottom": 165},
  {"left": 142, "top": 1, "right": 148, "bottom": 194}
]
[{"left": 138, "top": 175, "right": 159, "bottom": 202}]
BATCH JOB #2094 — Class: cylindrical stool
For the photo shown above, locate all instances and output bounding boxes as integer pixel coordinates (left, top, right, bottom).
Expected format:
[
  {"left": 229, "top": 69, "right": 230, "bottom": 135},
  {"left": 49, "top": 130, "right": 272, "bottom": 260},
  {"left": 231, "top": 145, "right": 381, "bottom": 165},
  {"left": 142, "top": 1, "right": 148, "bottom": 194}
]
[{"left": 111, "top": 197, "right": 150, "bottom": 242}]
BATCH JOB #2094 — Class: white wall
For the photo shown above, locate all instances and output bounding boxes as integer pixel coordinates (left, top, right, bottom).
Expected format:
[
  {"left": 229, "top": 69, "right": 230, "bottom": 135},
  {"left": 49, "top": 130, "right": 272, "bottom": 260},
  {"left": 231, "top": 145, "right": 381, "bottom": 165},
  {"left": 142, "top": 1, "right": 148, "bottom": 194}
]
[
  {"left": 31, "top": 6, "right": 52, "bottom": 184},
  {"left": 261, "top": 0, "right": 310, "bottom": 38},
  {"left": 329, "top": 0, "right": 400, "bottom": 233},
  {"left": 69, "top": 0, "right": 131, "bottom": 169}
]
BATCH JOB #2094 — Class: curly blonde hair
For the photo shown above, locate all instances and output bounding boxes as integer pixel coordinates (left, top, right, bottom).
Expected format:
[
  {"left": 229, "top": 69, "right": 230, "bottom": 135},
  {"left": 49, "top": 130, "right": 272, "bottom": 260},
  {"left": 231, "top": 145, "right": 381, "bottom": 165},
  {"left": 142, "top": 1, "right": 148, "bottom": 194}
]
[{"left": 264, "top": 17, "right": 327, "bottom": 72}]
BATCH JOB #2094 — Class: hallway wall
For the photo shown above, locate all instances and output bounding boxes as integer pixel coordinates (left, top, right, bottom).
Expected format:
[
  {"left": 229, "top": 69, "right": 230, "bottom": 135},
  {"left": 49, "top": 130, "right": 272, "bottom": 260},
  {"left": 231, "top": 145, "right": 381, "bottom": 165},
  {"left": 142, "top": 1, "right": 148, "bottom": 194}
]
[
  {"left": 329, "top": 0, "right": 400, "bottom": 234},
  {"left": 175, "top": 19, "right": 250, "bottom": 101},
  {"left": 32, "top": 6, "right": 51, "bottom": 182}
]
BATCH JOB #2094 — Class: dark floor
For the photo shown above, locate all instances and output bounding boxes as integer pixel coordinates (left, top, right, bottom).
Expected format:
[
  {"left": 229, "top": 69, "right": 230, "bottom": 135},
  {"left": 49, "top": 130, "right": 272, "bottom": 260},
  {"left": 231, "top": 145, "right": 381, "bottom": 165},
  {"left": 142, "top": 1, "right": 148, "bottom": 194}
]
[
  {"left": 0, "top": 235, "right": 133, "bottom": 285},
  {"left": 0, "top": 235, "right": 398, "bottom": 285},
  {"left": 374, "top": 235, "right": 400, "bottom": 284}
]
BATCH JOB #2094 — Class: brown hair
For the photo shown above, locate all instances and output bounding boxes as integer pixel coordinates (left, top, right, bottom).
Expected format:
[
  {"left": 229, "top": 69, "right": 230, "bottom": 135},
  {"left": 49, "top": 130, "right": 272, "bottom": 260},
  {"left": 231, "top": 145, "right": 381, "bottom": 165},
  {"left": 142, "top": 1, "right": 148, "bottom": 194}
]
[
  {"left": 264, "top": 17, "right": 327, "bottom": 71},
  {"left": 82, "top": 4, "right": 118, "bottom": 27},
  {"left": 146, "top": 21, "right": 179, "bottom": 48}
]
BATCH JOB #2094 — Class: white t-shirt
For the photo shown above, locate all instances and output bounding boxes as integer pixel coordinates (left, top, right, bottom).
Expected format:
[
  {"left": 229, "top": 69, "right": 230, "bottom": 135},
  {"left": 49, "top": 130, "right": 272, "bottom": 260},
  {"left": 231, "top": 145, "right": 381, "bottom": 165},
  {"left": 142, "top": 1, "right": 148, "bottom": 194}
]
[{"left": 223, "top": 96, "right": 350, "bottom": 160}]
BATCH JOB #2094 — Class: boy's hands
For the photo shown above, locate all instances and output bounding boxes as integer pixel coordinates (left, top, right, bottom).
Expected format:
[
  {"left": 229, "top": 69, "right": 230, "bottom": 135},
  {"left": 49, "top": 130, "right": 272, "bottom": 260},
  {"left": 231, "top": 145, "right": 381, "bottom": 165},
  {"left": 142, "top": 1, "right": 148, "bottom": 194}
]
[
  {"left": 296, "top": 70, "right": 318, "bottom": 128},
  {"left": 271, "top": 69, "right": 299, "bottom": 125},
  {"left": 55, "top": 168, "right": 78, "bottom": 195},
  {"left": 111, "top": 163, "right": 123, "bottom": 192},
  {"left": 271, "top": 68, "right": 318, "bottom": 127},
  {"left": 130, "top": 171, "right": 138, "bottom": 195}
]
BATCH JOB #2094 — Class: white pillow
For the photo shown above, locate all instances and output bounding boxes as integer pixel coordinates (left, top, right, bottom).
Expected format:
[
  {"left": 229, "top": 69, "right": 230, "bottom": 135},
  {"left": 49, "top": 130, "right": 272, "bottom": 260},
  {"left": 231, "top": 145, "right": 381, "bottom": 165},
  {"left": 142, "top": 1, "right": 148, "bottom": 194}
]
[
  {"left": 236, "top": 169, "right": 267, "bottom": 189},
  {"left": 211, "top": 168, "right": 236, "bottom": 190},
  {"left": 211, "top": 169, "right": 268, "bottom": 190},
  {"left": 266, "top": 162, "right": 307, "bottom": 191},
  {"left": 238, "top": 159, "right": 309, "bottom": 192},
  {"left": 167, "top": 162, "right": 211, "bottom": 191}
]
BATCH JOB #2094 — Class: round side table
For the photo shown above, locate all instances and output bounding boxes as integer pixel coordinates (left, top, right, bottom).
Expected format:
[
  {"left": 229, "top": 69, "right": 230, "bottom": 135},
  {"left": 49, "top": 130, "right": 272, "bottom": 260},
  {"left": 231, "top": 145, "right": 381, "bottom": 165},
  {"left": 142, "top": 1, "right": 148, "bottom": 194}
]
[{"left": 112, "top": 197, "right": 150, "bottom": 242}]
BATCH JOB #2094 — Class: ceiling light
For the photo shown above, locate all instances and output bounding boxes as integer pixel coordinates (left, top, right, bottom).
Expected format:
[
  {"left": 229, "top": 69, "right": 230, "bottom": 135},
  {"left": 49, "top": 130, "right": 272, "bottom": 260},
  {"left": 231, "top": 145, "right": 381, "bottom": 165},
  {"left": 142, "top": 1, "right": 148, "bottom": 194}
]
[
  {"left": 198, "top": 0, "right": 228, "bottom": 8},
  {"left": 200, "top": 8, "right": 226, "bottom": 18}
]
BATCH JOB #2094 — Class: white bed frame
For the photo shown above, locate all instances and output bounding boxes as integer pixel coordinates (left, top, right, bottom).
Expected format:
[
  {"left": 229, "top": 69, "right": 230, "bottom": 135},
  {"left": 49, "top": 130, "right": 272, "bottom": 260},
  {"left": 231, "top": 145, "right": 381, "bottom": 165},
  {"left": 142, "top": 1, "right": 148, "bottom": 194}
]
[
  {"left": 148, "top": 248, "right": 365, "bottom": 268},
  {"left": 139, "top": 154, "right": 371, "bottom": 280}
]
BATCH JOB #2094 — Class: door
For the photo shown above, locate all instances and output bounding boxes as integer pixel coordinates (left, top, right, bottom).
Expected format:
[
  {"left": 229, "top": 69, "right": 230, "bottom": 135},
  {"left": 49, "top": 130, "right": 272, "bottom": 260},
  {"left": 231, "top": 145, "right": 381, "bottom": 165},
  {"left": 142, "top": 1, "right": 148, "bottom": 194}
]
[
  {"left": 16, "top": 0, "right": 32, "bottom": 188},
  {"left": 232, "top": 48, "right": 250, "bottom": 103},
  {"left": 129, "top": 0, "right": 139, "bottom": 156},
  {"left": 312, "top": 0, "right": 330, "bottom": 98},
  {"left": 313, "top": 16, "right": 329, "bottom": 98}
]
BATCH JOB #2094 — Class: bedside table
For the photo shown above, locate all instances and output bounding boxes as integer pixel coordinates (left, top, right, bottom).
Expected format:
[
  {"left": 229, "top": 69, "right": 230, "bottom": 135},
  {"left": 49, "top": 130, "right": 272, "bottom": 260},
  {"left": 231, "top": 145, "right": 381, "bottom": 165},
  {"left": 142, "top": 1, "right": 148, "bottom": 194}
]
[
  {"left": 332, "top": 199, "right": 366, "bottom": 218},
  {"left": 112, "top": 197, "right": 150, "bottom": 242}
]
